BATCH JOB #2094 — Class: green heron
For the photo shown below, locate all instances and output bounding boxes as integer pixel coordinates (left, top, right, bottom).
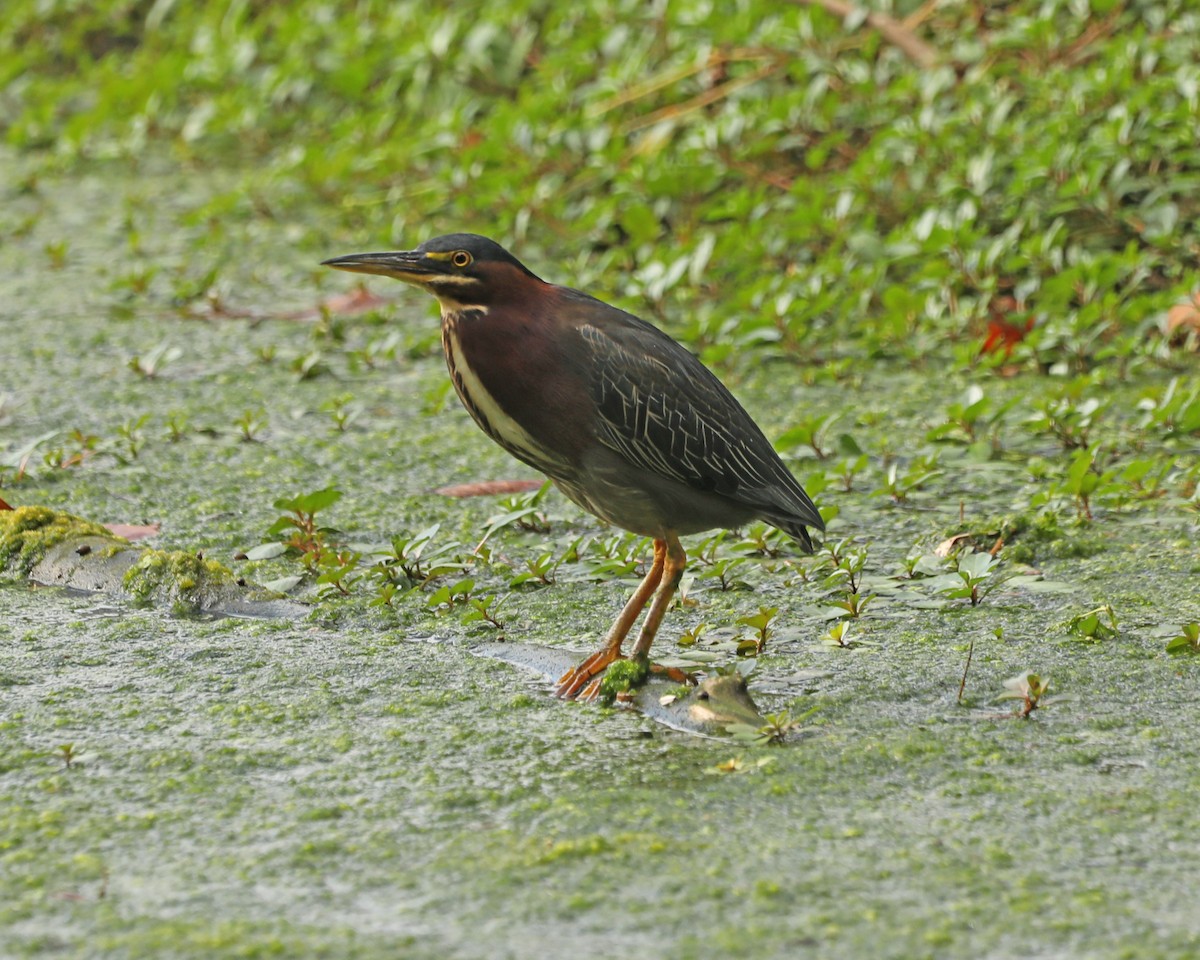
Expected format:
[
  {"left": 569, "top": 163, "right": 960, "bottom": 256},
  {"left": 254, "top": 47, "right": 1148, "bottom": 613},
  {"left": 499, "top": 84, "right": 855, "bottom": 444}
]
[{"left": 323, "top": 234, "right": 823, "bottom": 700}]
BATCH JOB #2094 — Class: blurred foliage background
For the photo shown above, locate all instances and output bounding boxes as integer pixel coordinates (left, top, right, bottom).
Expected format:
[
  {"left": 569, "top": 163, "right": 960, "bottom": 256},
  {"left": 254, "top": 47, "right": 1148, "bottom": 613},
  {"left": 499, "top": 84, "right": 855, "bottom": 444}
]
[{"left": 2, "top": 0, "right": 1197, "bottom": 371}]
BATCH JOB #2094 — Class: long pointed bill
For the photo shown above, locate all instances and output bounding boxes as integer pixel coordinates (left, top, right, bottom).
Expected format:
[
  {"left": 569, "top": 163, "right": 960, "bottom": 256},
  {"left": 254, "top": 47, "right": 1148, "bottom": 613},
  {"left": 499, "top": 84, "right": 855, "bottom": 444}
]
[{"left": 321, "top": 250, "right": 433, "bottom": 282}]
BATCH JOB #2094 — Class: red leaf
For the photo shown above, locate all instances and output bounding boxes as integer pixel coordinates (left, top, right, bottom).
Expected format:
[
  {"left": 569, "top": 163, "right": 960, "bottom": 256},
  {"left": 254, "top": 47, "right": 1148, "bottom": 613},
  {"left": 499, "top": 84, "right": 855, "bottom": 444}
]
[{"left": 981, "top": 296, "right": 1034, "bottom": 357}]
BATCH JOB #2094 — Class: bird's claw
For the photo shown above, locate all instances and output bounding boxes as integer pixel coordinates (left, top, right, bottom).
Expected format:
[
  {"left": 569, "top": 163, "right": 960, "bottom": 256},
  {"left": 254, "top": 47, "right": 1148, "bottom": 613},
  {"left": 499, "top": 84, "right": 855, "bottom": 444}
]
[
  {"left": 555, "top": 647, "right": 622, "bottom": 700},
  {"left": 649, "top": 664, "right": 696, "bottom": 685}
]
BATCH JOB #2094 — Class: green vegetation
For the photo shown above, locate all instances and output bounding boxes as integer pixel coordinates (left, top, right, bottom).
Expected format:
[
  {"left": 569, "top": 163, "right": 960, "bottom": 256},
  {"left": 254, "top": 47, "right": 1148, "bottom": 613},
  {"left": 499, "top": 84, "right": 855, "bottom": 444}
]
[
  {"left": 122, "top": 547, "right": 236, "bottom": 610},
  {"left": 2, "top": 1, "right": 1199, "bottom": 957},
  {"left": 596, "top": 656, "right": 650, "bottom": 704}
]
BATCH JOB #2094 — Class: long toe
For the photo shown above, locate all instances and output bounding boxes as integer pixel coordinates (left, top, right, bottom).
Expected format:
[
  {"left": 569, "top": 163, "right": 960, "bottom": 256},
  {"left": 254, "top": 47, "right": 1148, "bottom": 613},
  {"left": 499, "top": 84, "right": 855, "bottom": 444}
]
[
  {"left": 555, "top": 647, "right": 622, "bottom": 700},
  {"left": 577, "top": 677, "right": 605, "bottom": 702}
]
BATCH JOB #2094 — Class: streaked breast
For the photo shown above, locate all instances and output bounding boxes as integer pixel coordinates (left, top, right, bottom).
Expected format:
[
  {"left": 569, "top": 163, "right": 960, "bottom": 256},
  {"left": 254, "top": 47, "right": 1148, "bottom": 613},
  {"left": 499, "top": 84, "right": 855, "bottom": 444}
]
[{"left": 442, "top": 315, "right": 568, "bottom": 477}]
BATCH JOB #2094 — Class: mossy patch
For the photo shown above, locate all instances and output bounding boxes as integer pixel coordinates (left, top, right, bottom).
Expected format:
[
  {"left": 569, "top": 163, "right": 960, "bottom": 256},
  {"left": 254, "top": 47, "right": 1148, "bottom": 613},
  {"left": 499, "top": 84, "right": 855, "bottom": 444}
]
[
  {"left": 596, "top": 658, "right": 650, "bottom": 705},
  {"left": 122, "top": 548, "right": 237, "bottom": 612},
  {"left": 0, "top": 506, "right": 121, "bottom": 577},
  {"left": 952, "top": 510, "right": 1107, "bottom": 565}
]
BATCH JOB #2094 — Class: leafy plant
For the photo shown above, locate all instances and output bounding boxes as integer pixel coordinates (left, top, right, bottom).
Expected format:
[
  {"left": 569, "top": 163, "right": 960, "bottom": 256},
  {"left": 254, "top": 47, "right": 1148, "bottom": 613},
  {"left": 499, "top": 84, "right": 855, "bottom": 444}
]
[
  {"left": 478, "top": 481, "right": 553, "bottom": 545},
  {"left": 314, "top": 549, "right": 361, "bottom": 597},
  {"left": 115, "top": 415, "right": 150, "bottom": 462},
  {"left": 373, "top": 524, "right": 466, "bottom": 586},
  {"left": 426, "top": 577, "right": 478, "bottom": 613},
  {"left": 1036, "top": 444, "right": 1122, "bottom": 520},
  {"left": 462, "top": 593, "right": 506, "bottom": 630},
  {"left": 1165, "top": 623, "right": 1200, "bottom": 657},
  {"left": 776, "top": 414, "right": 839, "bottom": 460},
  {"left": 265, "top": 486, "right": 342, "bottom": 564},
  {"left": 726, "top": 705, "right": 819, "bottom": 746},
  {"left": 928, "top": 551, "right": 1012, "bottom": 607},
  {"left": 1065, "top": 605, "right": 1119, "bottom": 643},
  {"left": 820, "top": 621, "right": 877, "bottom": 650},
  {"left": 1024, "top": 395, "right": 1107, "bottom": 451},
  {"left": 736, "top": 606, "right": 778, "bottom": 655}
]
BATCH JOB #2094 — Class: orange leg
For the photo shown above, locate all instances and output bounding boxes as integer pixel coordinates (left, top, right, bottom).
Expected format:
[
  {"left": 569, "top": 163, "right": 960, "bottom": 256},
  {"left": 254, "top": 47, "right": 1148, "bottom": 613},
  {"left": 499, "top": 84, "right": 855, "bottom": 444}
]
[
  {"left": 575, "top": 534, "right": 688, "bottom": 701},
  {"left": 629, "top": 533, "right": 686, "bottom": 663},
  {"left": 555, "top": 538, "right": 667, "bottom": 700}
]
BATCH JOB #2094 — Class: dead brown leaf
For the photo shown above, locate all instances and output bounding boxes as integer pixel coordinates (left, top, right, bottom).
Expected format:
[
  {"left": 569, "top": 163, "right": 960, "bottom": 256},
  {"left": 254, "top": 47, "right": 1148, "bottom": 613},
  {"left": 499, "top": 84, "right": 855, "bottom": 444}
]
[
  {"left": 934, "top": 533, "right": 973, "bottom": 558},
  {"left": 435, "top": 480, "right": 544, "bottom": 498},
  {"left": 1166, "top": 293, "right": 1200, "bottom": 346},
  {"left": 103, "top": 523, "right": 160, "bottom": 541}
]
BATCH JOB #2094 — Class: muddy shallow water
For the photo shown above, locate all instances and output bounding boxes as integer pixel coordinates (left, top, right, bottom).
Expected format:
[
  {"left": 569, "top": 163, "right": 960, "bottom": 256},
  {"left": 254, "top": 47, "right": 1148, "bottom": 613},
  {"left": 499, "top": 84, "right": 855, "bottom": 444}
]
[{"left": 2, "top": 155, "right": 1199, "bottom": 958}]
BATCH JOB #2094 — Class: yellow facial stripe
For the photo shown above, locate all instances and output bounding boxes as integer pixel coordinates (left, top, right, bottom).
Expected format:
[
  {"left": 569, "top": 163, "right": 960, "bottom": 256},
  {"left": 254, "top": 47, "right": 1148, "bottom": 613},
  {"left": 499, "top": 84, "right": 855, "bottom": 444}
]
[
  {"left": 425, "top": 274, "right": 479, "bottom": 285},
  {"left": 424, "top": 250, "right": 455, "bottom": 262}
]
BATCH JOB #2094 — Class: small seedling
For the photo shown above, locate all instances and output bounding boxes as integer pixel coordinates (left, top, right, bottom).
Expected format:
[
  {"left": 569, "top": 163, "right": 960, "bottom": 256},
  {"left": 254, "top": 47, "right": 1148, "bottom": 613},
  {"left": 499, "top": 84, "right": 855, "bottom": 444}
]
[
  {"left": 776, "top": 413, "right": 839, "bottom": 460},
  {"left": 45, "top": 239, "right": 68, "bottom": 269},
  {"left": 869, "top": 455, "right": 942, "bottom": 503},
  {"left": 509, "top": 551, "right": 559, "bottom": 587},
  {"left": 315, "top": 549, "right": 361, "bottom": 597},
  {"left": 822, "top": 621, "right": 851, "bottom": 648},
  {"left": 737, "top": 606, "right": 778, "bottom": 654},
  {"left": 1138, "top": 377, "right": 1200, "bottom": 436},
  {"left": 1165, "top": 622, "right": 1200, "bottom": 657},
  {"left": 927, "top": 386, "right": 1018, "bottom": 446},
  {"left": 321, "top": 394, "right": 363, "bottom": 433},
  {"left": 45, "top": 429, "right": 99, "bottom": 470},
  {"left": 1057, "top": 444, "right": 1121, "bottom": 520},
  {"left": 824, "top": 591, "right": 873, "bottom": 619},
  {"left": 695, "top": 556, "right": 751, "bottom": 592},
  {"left": 379, "top": 524, "right": 465, "bottom": 583},
  {"left": 833, "top": 453, "right": 870, "bottom": 492},
  {"left": 996, "top": 671, "right": 1066, "bottom": 718},
  {"left": 462, "top": 593, "right": 506, "bottom": 629},
  {"left": 56, "top": 743, "right": 81, "bottom": 769},
  {"left": 115, "top": 415, "right": 150, "bottom": 461},
  {"left": 128, "top": 342, "right": 181, "bottom": 379},
  {"left": 705, "top": 755, "right": 776, "bottom": 775},
  {"left": 164, "top": 412, "right": 189, "bottom": 442},
  {"left": 478, "top": 481, "right": 553, "bottom": 546},
  {"left": 819, "top": 540, "right": 875, "bottom": 619},
  {"left": 426, "top": 577, "right": 477, "bottom": 613},
  {"left": 290, "top": 350, "right": 328, "bottom": 380},
  {"left": 1065, "top": 604, "right": 1119, "bottom": 643},
  {"left": 234, "top": 408, "right": 268, "bottom": 442}
]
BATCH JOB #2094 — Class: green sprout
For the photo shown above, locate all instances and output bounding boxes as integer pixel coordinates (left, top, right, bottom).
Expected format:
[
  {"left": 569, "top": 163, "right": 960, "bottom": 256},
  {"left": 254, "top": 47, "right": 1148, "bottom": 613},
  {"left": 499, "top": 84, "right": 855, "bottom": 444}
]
[{"left": 1165, "top": 623, "right": 1200, "bottom": 657}]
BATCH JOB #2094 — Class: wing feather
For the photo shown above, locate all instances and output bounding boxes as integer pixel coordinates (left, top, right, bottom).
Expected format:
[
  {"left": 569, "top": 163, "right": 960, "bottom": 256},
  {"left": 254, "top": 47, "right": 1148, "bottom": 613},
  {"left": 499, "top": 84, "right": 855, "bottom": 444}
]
[{"left": 577, "top": 314, "right": 823, "bottom": 533}]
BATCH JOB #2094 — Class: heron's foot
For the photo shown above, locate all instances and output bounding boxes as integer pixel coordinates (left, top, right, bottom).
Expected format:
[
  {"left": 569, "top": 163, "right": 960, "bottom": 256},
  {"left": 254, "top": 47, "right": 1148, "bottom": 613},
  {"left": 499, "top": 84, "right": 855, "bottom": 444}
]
[
  {"left": 648, "top": 663, "right": 696, "bottom": 685},
  {"left": 555, "top": 645, "right": 623, "bottom": 700}
]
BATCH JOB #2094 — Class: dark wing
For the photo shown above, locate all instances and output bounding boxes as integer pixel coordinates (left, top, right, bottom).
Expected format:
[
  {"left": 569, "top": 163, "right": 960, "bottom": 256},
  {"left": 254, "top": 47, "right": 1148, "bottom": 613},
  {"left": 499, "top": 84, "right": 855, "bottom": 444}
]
[{"left": 575, "top": 303, "right": 824, "bottom": 537}]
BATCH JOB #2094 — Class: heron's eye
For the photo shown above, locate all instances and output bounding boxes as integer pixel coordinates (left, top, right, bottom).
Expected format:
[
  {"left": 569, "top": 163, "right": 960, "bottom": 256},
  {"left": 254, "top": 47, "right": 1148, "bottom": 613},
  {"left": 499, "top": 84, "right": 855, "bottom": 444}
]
[{"left": 452, "top": 251, "right": 472, "bottom": 268}]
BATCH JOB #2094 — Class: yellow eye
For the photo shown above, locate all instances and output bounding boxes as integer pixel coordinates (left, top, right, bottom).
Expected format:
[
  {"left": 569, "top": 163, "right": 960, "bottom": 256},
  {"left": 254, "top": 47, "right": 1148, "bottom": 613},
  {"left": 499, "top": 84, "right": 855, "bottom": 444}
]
[{"left": 451, "top": 251, "right": 472, "bottom": 268}]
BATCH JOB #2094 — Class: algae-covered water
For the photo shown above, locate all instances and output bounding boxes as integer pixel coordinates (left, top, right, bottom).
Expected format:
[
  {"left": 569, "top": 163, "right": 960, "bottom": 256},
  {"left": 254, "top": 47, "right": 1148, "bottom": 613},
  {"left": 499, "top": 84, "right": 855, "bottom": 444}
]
[{"left": 2, "top": 157, "right": 1200, "bottom": 958}]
